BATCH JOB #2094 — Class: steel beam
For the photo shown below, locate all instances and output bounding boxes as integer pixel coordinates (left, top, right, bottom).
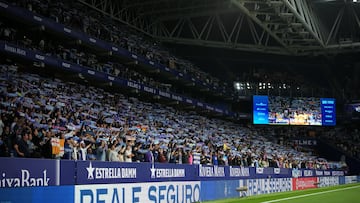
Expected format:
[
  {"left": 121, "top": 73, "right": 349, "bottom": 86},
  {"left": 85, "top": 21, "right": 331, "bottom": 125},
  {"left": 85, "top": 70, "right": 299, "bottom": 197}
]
[
  {"left": 282, "top": 0, "right": 325, "bottom": 47},
  {"left": 230, "top": 0, "right": 294, "bottom": 54},
  {"left": 78, "top": 0, "right": 154, "bottom": 36},
  {"left": 76, "top": 0, "right": 360, "bottom": 56},
  {"left": 157, "top": 36, "right": 289, "bottom": 55}
]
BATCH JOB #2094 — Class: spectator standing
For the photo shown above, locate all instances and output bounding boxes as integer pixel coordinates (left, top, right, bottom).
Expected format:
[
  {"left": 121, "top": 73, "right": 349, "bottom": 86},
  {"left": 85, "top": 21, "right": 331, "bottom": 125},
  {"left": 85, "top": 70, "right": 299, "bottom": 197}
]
[
  {"left": 181, "top": 149, "right": 188, "bottom": 164},
  {"left": 41, "top": 131, "right": 53, "bottom": 159},
  {"left": 2, "top": 126, "right": 11, "bottom": 156},
  {"left": 145, "top": 144, "right": 154, "bottom": 162},
  {"left": 124, "top": 144, "right": 133, "bottom": 162},
  {"left": 63, "top": 138, "right": 73, "bottom": 160},
  {"left": 69, "top": 139, "right": 79, "bottom": 160},
  {"left": 14, "top": 129, "right": 31, "bottom": 158},
  {"left": 108, "top": 143, "right": 119, "bottom": 162},
  {"left": 86, "top": 148, "right": 96, "bottom": 160},
  {"left": 158, "top": 148, "right": 167, "bottom": 163},
  {"left": 96, "top": 140, "right": 107, "bottom": 161},
  {"left": 118, "top": 148, "right": 125, "bottom": 162},
  {"left": 79, "top": 141, "right": 92, "bottom": 160},
  {"left": 27, "top": 132, "right": 41, "bottom": 158},
  {"left": 132, "top": 143, "right": 143, "bottom": 162},
  {"left": 0, "top": 136, "right": 9, "bottom": 157},
  {"left": 187, "top": 150, "right": 193, "bottom": 164},
  {"left": 212, "top": 151, "right": 218, "bottom": 165},
  {"left": 108, "top": 143, "right": 125, "bottom": 162}
]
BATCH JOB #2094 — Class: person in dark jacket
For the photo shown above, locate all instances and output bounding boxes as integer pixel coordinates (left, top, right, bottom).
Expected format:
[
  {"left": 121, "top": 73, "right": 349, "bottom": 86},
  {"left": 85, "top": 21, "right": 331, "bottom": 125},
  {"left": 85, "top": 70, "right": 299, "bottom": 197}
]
[{"left": 14, "top": 129, "right": 31, "bottom": 158}]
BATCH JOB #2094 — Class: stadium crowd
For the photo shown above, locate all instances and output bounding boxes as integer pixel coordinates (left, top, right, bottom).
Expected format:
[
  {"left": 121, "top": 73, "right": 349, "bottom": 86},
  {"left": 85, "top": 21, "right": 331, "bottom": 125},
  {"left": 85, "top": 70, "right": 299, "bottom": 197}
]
[
  {"left": 0, "top": 20, "right": 176, "bottom": 94},
  {"left": 0, "top": 0, "right": 356, "bottom": 172},
  {"left": 0, "top": 64, "right": 331, "bottom": 169},
  {"left": 10, "top": 0, "right": 234, "bottom": 97},
  {"left": 322, "top": 126, "right": 360, "bottom": 160}
]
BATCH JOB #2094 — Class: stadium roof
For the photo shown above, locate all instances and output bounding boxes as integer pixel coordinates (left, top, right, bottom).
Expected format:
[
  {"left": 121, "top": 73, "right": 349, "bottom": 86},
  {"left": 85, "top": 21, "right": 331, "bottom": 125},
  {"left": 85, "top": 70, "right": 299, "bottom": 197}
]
[{"left": 78, "top": 0, "right": 360, "bottom": 56}]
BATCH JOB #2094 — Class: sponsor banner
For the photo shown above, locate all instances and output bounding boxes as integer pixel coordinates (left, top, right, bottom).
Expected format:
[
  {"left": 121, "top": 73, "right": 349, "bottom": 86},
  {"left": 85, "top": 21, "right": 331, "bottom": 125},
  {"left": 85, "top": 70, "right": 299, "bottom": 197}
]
[
  {"left": 0, "top": 158, "right": 344, "bottom": 186},
  {"left": 228, "top": 166, "right": 251, "bottom": 178},
  {"left": 292, "top": 169, "right": 335, "bottom": 178},
  {"left": 251, "top": 167, "right": 290, "bottom": 179},
  {"left": 292, "top": 177, "right": 318, "bottom": 190},
  {"left": 302, "top": 169, "right": 314, "bottom": 177},
  {"left": 75, "top": 181, "right": 201, "bottom": 203},
  {"left": 324, "top": 170, "right": 331, "bottom": 176},
  {"left": 198, "top": 165, "right": 226, "bottom": 179},
  {"left": 0, "top": 185, "right": 74, "bottom": 203},
  {"left": 78, "top": 162, "right": 295, "bottom": 184},
  {"left": 149, "top": 163, "right": 190, "bottom": 180},
  {"left": 331, "top": 170, "right": 345, "bottom": 176},
  {"left": 76, "top": 161, "right": 197, "bottom": 185},
  {"left": 256, "top": 167, "right": 264, "bottom": 174},
  {"left": 317, "top": 176, "right": 339, "bottom": 188},
  {"left": 238, "top": 178, "right": 292, "bottom": 197},
  {"left": 344, "top": 176, "right": 358, "bottom": 184},
  {"left": 254, "top": 167, "right": 289, "bottom": 177},
  {"left": 200, "top": 180, "right": 240, "bottom": 201},
  {"left": 3, "top": 43, "right": 26, "bottom": 56},
  {"left": 76, "top": 161, "right": 140, "bottom": 185},
  {"left": 315, "top": 170, "right": 325, "bottom": 176},
  {"left": 292, "top": 168, "right": 302, "bottom": 178},
  {"left": 274, "top": 168, "right": 291, "bottom": 176},
  {"left": 292, "top": 139, "right": 317, "bottom": 146},
  {"left": 339, "top": 176, "right": 345, "bottom": 185},
  {"left": 0, "top": 158, "right": 75, "bottom": 187},
  {"left": 0, "top": 157, "right": 57, "bottom": 188}
]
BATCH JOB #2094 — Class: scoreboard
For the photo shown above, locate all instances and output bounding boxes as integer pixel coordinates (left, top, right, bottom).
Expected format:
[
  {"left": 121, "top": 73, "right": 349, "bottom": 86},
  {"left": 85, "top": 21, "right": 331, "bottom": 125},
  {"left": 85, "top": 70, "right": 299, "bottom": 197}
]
[
  {"left": 253, "top": 96, "right": 269, "bottom": 125},
  {"left": 253, "top": 96, "right": 336, "bottom": 126},
  {"left": 320, "top": 98, "right": 336, "bottom": 126}
]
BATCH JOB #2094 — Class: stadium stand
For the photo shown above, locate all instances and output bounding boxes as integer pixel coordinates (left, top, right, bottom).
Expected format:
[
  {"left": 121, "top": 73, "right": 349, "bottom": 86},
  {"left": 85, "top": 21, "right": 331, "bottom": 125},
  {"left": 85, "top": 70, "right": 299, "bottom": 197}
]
[
  {"left": 1, "top": 0, "right": 358, "bottom": 175},
  {"left": 9, "top": 0, "right": 235, "bottom": 98},
  {"left": 0, "top": 64, "right": 333, "bottom": 170},
  {"left": 0, "top": 20, "right": 176, "bottom": 93}
]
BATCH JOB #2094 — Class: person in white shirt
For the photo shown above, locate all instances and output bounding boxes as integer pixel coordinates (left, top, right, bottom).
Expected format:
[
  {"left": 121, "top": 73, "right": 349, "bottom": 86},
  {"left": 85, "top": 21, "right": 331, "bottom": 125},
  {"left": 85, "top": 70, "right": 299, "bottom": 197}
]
[
  {"left": 70, "top": 140, "right": 79, "bottom": 160},
  {"left": 108, "top": 143, "right": 125, "bottom": 162},
  {"left": 79, "top": 141, "right": 92, "bottom": 161},
  {"left": 124, "top": 144, "right": 133, "bottom": 162}
]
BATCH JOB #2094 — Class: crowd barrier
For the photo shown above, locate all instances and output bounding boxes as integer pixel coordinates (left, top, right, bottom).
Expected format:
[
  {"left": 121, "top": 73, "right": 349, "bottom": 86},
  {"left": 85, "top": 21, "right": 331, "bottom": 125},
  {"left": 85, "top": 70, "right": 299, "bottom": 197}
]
[
  {"left": 0, "top": 158, "right": 355, "bottom": 203},
  {"left": 0, "top": 158, "right": 345, "bottom": 187}
]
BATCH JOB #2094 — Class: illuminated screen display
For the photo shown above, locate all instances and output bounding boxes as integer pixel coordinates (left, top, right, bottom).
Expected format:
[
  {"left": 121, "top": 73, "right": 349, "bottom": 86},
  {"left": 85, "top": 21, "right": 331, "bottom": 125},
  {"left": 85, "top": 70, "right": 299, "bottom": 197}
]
[
  {"left": 253, "top": 96, "right": 336, "bottom": 126},
  {"left": 253, "top": 96, "right": 269, "bottom": 124}
]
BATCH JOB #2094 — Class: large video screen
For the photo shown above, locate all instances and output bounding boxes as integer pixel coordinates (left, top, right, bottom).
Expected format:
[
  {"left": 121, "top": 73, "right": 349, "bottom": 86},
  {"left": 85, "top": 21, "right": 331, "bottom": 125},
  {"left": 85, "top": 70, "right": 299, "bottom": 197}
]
[{"left": 253, "top": 96, "right": 336, "bottom": 126}]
